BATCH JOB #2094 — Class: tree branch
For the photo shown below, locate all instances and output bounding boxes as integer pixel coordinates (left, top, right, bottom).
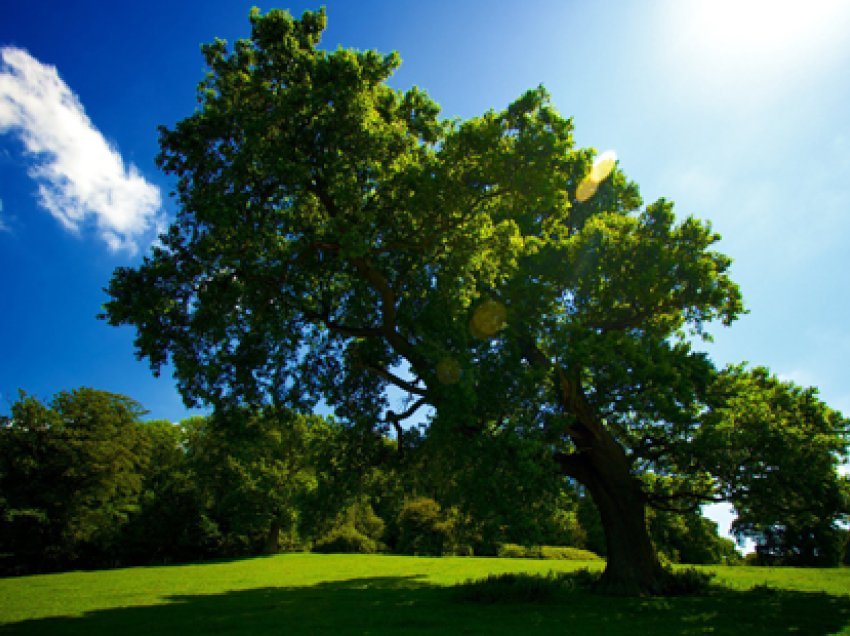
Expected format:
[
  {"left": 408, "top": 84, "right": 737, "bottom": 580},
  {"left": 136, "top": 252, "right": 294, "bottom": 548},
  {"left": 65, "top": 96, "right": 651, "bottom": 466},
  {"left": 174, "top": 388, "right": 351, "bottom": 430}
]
[
  {"left": 301, "top": 307, "right": 383, "bottom": 339},
  {"left": 364, "top": 364, "right": 430, "bottom": 398},
  {"left": 388, "top": 397, "right": 428, "bottom": 422},
  {"left": 307, "top": 177, "right": 426, "bottom": 372},
  {"left": 382, "top": 399, "right": 427, "bottom": 457},
  {"left": 645, "top": 489, "right": 725, "bottom": 513},
  {"left": 553, "top": 450, "right": 590, "bottom": 482}
]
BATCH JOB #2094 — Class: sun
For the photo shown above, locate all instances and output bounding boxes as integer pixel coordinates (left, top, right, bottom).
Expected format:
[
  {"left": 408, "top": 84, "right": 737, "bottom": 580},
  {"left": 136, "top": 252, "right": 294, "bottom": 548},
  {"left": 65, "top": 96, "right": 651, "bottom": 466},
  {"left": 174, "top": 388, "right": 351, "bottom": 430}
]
[
  {"left": 659, "top": 0, "right": 850, "bottom": 104},
  {"left": 689, "top": 0, "right": 846, "bottom": 62}
]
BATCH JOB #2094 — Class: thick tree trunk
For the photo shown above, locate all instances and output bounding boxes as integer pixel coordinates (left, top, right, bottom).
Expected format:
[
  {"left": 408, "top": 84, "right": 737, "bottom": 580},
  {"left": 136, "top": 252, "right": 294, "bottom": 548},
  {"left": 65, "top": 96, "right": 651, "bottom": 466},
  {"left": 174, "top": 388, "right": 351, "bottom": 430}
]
[
  {"left": 582, "top": 458, "right": 665, "bottom": 595},
  {"left": 556, "top": 377, "right": 665, "bottom": 595}
]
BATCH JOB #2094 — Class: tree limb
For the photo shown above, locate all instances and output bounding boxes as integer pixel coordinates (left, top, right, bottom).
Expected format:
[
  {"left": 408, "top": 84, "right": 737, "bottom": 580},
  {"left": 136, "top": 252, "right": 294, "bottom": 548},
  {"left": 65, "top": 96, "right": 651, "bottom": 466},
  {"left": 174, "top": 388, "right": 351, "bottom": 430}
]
[{"left": 364, "top": 364, "right": 430, "bottom": 398}]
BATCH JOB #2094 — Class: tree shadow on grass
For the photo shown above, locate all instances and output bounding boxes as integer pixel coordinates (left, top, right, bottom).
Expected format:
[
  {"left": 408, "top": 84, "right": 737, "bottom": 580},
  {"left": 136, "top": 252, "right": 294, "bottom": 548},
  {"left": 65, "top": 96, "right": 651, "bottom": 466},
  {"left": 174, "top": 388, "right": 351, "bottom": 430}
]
[{"left": 2, "top": 574, "right": 849, "bottom": 636}]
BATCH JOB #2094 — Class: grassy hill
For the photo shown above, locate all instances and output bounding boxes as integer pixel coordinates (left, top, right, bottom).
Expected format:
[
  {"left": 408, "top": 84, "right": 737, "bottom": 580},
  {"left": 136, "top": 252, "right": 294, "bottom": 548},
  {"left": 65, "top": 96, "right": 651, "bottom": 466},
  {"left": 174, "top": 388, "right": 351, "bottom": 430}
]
[{"left": 1, "top": 554, "right": 849, "bottom": 634}]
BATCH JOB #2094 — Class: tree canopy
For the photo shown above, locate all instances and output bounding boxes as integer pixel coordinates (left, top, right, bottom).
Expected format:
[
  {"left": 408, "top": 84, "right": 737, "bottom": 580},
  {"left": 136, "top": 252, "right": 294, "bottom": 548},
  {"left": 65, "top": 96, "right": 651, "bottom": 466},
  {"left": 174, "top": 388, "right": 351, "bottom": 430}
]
[
  {"left": 0, "top": 389, "right": 147, "bottom": 570},
  {"left": 697, "top": 366, "right": 850, "bottom": 566},
  {"left": 103, "top": 8, "right": 848, "bottom": 593}
]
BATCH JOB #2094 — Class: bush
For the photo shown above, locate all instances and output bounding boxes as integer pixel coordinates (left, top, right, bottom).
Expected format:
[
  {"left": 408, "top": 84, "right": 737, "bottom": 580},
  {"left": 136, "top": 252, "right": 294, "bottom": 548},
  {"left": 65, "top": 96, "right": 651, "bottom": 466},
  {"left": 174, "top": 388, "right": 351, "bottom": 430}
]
[
  {"left": 396, "top": 497, "right": 457, "bottom": 556},
  {"left": 540, "top": 546, "right": 602, "bottom": 561},
  {"left": 312, "top": 526, "right": 379, "bottom": 554},
  {"left": 496, "top": 543, "right": 531, "bottom": 558},
  {"left": 497, "top": 543, "right": 602, "bottom": 561},
  {"left": 311, "top": 499, "right": 386, "bottom": 554},
  {"left": 660, "top": 567, "right": 716, "bottom": 596},
  {"left": 743, "top": 552, "right": 761, "bottom": 566},
  {"left": 455, "top": 570, "right": 598, "bottom": 604}
]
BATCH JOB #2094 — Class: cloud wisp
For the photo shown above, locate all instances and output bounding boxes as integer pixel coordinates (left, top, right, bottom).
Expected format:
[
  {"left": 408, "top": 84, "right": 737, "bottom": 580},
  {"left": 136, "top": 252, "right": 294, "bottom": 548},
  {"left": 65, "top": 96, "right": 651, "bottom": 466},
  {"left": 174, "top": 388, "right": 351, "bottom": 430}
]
[{"left": 0, "top": 46, "right": 161, "bottom": 253}]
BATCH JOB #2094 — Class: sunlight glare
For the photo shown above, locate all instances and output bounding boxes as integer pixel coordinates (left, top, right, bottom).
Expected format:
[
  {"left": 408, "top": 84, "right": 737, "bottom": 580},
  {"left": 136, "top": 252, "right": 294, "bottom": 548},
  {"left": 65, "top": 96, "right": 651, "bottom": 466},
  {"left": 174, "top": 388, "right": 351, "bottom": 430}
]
[
  {"left": 575, "top": 150, "right": 616, "bottom": 202},
  {"left": 575, "top": 176, "right": 598, "bottom": 203},
  {"left": 469, "top": 299, "right": 507, "bottom": 340},
  {"left": 664, "top": 0, "right": 850, "bottom": 92},
  {"left": 589, "top": 150, "right": 617, "bottom": 183},
  {"left": 436, "top": 357, "right": 462, "bottom": 384}
]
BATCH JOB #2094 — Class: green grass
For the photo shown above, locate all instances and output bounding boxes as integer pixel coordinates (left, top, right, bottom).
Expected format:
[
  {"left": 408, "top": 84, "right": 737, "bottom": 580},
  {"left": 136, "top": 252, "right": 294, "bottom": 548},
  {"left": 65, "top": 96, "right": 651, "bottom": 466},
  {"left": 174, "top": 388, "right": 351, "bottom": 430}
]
[{"left": 1, "top": 554, "right": 848, "bottom": 635}]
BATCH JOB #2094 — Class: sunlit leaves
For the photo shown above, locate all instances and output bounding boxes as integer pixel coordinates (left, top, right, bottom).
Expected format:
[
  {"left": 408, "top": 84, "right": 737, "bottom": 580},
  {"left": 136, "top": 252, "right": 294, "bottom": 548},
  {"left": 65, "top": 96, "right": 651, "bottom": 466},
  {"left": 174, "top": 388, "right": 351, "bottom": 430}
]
[
  {"left": 575, "top": 149, "right": 617, "bottom": 202},
  {"left": 107, "top": 9, "right": 759, "bottom": 525}
]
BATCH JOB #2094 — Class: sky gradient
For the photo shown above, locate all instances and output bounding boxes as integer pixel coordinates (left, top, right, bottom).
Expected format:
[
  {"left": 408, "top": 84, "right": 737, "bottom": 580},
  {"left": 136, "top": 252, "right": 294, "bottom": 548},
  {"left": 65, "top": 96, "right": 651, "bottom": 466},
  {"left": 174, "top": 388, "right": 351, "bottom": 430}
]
[{"left": 2, "top": 1, "right": 849, "bottom": 539}]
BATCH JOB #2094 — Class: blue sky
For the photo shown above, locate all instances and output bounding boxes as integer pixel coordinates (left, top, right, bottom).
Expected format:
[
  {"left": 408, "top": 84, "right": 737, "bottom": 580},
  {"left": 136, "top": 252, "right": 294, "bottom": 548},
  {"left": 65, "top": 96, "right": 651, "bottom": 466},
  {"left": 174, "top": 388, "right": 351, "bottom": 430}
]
[{"left": 2, "top": 1, "right": 850, "bottom": 538}]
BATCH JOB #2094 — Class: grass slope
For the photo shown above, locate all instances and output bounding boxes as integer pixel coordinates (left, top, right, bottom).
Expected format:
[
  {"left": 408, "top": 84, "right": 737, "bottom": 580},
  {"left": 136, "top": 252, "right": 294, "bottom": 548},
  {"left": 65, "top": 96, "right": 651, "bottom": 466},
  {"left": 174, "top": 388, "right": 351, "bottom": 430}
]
[{"left": 1, "top": 554, "right": 848, "bottom": 635}]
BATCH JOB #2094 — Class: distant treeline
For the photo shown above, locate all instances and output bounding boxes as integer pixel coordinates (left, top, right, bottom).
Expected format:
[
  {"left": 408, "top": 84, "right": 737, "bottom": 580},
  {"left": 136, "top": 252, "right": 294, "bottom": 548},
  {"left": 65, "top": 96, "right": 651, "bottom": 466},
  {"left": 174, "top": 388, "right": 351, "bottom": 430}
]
[{"left": 0, "top": 388, "right": 845, "bottom": 575}]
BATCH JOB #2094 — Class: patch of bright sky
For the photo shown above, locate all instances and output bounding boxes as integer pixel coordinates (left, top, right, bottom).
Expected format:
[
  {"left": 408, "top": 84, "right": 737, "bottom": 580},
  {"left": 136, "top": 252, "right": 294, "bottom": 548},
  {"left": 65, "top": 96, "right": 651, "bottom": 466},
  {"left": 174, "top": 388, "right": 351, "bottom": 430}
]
[{"left": 611, "top": 1, "right": 850, "bottom": 417}]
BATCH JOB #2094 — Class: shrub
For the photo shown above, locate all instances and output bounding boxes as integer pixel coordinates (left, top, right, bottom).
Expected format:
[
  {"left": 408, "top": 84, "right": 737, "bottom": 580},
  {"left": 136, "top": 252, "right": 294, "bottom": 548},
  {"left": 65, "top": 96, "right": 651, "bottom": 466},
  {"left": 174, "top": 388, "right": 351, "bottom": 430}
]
[
  {"left": 497, "top": 543, "right": 602, "bottom": 561},
  {"left": 540, "top": 546, "right": 602, "bottom": 561},
  {"left": 396, "top": 497, "right": 455, "bottom": 556},
  {"left": 455, "top": 570, "right": 598, "bottom": 604},
  {"left": 497, "top": 543, "right": 532, "bottom": 558},
  {"left": 312, "top": 526, "right": 379, "bottom": 554},
  {"left": 311, "top": 499, "right": 386, "bottom": 554},
  {"left": 660, "top": 567, "right": 716, "bottom": 596}
]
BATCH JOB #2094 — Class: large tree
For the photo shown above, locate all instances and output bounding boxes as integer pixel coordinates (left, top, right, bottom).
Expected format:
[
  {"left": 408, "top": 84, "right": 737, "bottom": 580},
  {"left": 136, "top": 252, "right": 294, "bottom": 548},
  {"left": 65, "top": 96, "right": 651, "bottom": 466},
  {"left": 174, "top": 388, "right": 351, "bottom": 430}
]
[{"left": 103, "top": 9, "right": 845, "bottom": 592}]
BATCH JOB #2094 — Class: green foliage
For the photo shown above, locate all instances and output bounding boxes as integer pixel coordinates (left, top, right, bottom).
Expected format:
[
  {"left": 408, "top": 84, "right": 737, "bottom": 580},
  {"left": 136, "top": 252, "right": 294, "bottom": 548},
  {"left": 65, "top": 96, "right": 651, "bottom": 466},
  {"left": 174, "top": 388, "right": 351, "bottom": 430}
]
[
  {"left": 697, "top": 366, "right": 850, "bottom": 566},
  {"left": 312, "top": 526, "right": 379, "bottom": 554},
  {"left": 98, "top": 7, "right": 849, "bottom": 592},
  {"left": 410, "top": 426, "right": 589, "bottom": 554},
  {"left": 184, "top": 407, "right": 335, "bottom": 555},
  {"left": 312, "top": 498, "right": 386, "bottom": 553},
  {"left": 496, "top": 544, "right": 601, "bottom": 561},
  {"left": 455, "top": 570, "right": 597, "bottom": 603},
  {"left": 649, "top": 509, "right": 740, "bottom": 565},
  {"left": 120, "top": 419, "right": 218, "bottom": 564},
  {"left": 659, "top": 567, "right": 716, "bottom": 596},
  {"left": 297, "top": 426, "right": 394, "bottom": 543},
  {"left": 576, "top": 493, "right": 607, "bottom": 557},
  {"left": 0, "top": 389, "right": 147, "bottom": 573},
  {"left": 395, "top": 496, "right": 469, "bottom": 556}
]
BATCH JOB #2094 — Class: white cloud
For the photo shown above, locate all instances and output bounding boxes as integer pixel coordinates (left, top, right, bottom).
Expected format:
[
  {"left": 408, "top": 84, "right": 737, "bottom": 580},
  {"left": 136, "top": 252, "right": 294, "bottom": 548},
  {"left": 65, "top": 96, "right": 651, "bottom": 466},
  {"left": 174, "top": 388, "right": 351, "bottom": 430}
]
[
  {"left": 0, "top": 196, "right": 7, "bottom": 232},
  {"left": 0, "top": 46, "right": 161, "bottom": 253}
]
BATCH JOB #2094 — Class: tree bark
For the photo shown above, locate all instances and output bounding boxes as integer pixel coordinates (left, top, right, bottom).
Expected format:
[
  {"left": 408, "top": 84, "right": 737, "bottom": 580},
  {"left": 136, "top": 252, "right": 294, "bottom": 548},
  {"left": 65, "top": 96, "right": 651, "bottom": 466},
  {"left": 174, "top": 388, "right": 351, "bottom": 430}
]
[
  {"left": 264, "top": 520, "right": 281, "bottom": 554},
  {"left": 584, "top": 459, "right": 665, "bottom": 594},
  {"left": 557, "top": 376, "right": 665, "bottom": 595}
]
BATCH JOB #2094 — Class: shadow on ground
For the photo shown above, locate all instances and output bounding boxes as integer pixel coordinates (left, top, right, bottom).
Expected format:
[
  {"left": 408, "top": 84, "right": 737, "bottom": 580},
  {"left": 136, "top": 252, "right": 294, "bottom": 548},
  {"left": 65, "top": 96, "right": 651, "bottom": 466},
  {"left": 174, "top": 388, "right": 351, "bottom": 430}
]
[{"left": 2, "top": 574, "right": 849, "bottom": 635}]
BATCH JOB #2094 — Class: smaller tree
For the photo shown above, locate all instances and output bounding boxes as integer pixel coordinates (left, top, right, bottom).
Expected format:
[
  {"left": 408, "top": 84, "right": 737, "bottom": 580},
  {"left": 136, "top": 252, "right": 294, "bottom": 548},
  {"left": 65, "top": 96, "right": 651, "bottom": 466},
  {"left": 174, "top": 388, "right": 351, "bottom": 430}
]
[
  {"left": 312, "top": 498, "right": 386, "bottom": 553},
  {"left": 648, "top": 509, "right": 739, "bottom": 565},
  {"left": 121, "top": 420, "right": 218, "bottom": 564},
  {"left": 697, "top": 366, "right": 850, "bottom": 566},
  {"left": 408, "top": 425, "right": 584, "bottom": 554},
  {"left": 0, "top": 389, "right": 147, "bottom": 572},
  {"left": 185, "top": 407, "right": 332, "bottom": 554},
  {"left": 396, "top": 497, "right": 457, "bottom": 556}
]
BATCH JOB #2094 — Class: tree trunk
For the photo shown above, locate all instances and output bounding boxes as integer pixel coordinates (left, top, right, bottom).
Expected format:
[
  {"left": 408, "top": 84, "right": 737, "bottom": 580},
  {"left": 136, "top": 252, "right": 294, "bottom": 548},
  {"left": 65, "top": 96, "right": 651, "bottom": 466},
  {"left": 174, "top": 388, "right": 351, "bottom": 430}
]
[
  {"left": 582, "top": 457, "right": 665, "bottom": 595},
  {"left": 556, "top": 377, "right": 665, "bottom": 595},
  {"left": 264, "top": 520, "right": 281, "bottom": 554}
]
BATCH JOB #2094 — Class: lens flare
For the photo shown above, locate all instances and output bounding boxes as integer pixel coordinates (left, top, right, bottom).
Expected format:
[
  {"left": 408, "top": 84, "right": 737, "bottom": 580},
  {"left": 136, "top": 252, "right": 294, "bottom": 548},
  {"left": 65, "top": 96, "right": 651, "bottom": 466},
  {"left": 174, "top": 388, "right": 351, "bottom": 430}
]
[
  {"left": 575, "top": 150, "right": 617, "bottom": 202},
  {"left": 436, "top": 357, "right": 462, "bottom": 384},
  {"left": 575, "top": 176, "right": 599, "bottom": 203},
  {"left": 470, "top": 299, "right": 507, "bottom": 340},
  {"left": 590, "top": 150, "right": 617, "bottom": 183}
]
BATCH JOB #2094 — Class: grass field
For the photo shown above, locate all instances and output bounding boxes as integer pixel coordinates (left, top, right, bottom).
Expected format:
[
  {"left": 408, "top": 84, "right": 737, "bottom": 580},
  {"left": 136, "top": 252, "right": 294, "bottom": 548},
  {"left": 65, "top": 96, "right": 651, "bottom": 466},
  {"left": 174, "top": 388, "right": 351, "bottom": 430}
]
[{"left": 1, "top": 554, "right": 849, "bottom": 635}]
